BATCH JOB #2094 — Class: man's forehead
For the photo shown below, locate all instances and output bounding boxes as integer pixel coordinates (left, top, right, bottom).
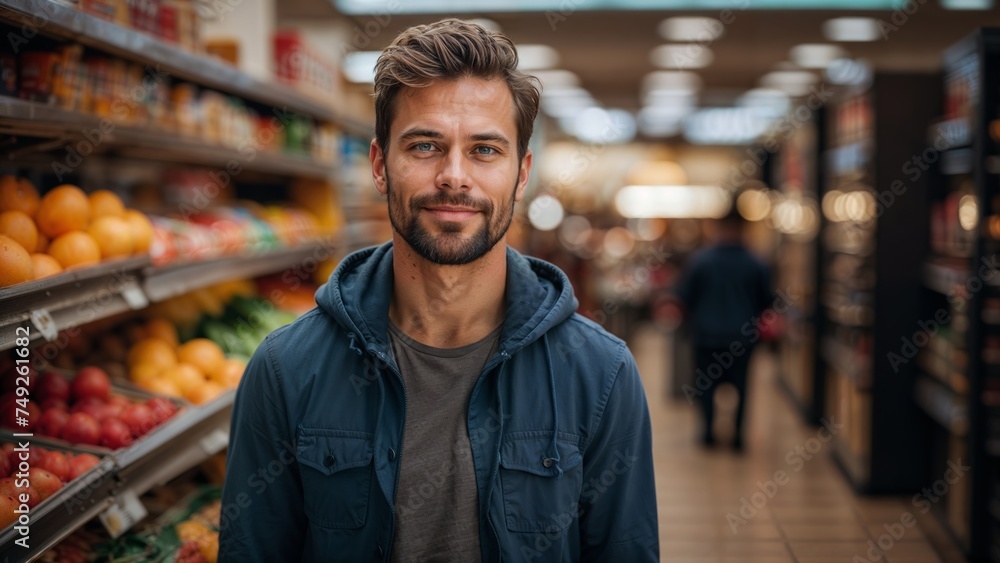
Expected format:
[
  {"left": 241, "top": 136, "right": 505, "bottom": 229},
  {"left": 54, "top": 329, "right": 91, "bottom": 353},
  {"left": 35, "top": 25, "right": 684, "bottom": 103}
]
[{"left": 391, "top": 79, "right": 518, "bottom": 135}]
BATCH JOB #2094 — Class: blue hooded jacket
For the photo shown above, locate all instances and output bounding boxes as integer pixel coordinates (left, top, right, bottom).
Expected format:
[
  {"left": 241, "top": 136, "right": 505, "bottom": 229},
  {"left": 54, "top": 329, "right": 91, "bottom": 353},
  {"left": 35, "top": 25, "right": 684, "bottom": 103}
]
[{"left": 219, "top": 242, "right": 659, "bottom": 562}]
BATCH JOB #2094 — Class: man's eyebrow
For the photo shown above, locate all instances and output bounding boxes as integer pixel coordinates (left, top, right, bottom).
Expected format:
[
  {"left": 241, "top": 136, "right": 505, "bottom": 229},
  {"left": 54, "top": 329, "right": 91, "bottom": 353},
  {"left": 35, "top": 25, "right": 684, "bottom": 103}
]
[
  {"left": 399, "top": 128, "right": 444, "bottom": 141},
  {"left": 469, "top": 132, "right": 511, "bottom": 147}
]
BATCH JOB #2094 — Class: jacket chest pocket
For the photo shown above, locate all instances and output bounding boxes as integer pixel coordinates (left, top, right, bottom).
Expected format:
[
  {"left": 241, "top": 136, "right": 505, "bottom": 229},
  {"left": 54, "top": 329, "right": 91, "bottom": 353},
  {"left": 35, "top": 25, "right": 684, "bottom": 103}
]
[
  {"left": 296, "top": 428, "right": 374, "bottom": 530},
  {"left": 499, "top": 433, "right": 584, "bottom": 533}
]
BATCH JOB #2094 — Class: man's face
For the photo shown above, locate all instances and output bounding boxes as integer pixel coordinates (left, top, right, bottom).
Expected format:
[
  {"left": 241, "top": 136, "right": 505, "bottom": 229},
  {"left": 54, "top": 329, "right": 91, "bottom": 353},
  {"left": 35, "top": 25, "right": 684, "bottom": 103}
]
[{"left": 370, "top": 76, "right": 532, "bottom": 265}]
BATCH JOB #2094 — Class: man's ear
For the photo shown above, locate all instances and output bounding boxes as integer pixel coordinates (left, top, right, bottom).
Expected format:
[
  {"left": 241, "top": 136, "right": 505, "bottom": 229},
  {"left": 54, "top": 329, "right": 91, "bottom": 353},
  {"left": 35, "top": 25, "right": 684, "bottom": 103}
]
[
  {"left": 514, "top": 149, "right": 532, "bottom": 203},
  {"left": 370, "top": 139, "right": 388, "bottom": 195}
]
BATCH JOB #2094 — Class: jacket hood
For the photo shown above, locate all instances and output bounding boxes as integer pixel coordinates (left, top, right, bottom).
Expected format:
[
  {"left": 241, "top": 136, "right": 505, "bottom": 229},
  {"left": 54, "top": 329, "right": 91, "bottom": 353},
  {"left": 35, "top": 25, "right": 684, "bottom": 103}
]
[{"left": 315, "top": 241, "right": 579, "bottom": 357}]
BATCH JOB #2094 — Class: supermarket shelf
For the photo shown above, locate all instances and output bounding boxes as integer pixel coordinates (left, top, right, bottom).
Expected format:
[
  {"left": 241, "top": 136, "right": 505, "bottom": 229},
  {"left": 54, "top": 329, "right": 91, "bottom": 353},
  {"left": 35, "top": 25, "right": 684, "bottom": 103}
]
[
  {"left": 0, "top": 456, "right": 118, "bottom": 561},
  {"left": 143, "top": 237, "right": 339, "bottom": 302},
  {"left": 0, "top": 0, "right": 376, "bottom": 135},
  {"left": 924, "top": 260, "right": 970, "bottom": 295},
  {"left": 0, "top": 256, "right": 151, "bottom": 352},
  {"left": 821, "top": 336, "right": 870, "bottom": 388},
  {"left": 915, "top": 376, "right": 968, "bottom": 436},
  {"left": 0, "top": 96, "right": 335, "bottom": 178},
  {"left": 114, "top": 391, "right": 234, "bottom": 498}
]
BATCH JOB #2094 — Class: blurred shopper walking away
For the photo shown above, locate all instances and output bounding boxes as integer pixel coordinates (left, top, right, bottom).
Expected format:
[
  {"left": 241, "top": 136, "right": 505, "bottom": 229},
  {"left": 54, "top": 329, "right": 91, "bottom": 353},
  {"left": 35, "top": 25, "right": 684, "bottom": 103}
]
[{"left": 677, "top": 207, "right": 774, "bottom": 451}]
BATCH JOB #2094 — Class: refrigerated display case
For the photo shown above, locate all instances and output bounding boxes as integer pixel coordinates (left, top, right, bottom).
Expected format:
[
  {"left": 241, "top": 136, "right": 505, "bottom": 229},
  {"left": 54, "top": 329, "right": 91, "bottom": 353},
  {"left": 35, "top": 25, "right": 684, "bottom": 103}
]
[
  {"left": 919, "top": 27, "right": 1000, "bottom": 562},
  {"left": 819, "top": 72, "right": 940, "bottom": 494}
]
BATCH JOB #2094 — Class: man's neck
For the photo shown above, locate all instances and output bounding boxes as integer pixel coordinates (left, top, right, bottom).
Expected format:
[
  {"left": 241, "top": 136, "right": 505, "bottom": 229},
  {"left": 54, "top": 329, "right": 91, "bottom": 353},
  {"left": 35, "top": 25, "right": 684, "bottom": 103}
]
[{"left": 389, "top": 236, "right": 507, "bottom": 349}]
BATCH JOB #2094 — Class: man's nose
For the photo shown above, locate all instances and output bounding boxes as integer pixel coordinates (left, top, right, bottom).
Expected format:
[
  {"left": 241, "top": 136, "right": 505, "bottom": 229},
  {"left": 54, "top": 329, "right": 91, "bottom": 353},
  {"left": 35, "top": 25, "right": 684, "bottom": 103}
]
[{"left": 435, "top": 147, "right": 471, "bottom": 190}]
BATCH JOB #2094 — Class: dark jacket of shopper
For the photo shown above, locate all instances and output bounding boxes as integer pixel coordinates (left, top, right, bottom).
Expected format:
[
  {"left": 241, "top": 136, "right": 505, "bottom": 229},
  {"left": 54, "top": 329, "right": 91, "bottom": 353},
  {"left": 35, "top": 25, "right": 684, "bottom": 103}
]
[
  {"left": 676, "top": 243, "right": 775, "bottom": 348},
  {"left": 219, "top": 241, "right": 659, "bottom": 562}
]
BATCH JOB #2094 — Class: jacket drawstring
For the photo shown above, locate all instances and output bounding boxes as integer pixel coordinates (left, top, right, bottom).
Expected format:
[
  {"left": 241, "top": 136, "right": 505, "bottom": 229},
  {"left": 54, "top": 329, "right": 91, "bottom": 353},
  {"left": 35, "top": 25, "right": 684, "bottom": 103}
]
[
  {"left": 542, "top": 333, "right": 562, "bottom": 477},
  {"left": 348, "top": 332, "right": 364, "bottom": 356}
]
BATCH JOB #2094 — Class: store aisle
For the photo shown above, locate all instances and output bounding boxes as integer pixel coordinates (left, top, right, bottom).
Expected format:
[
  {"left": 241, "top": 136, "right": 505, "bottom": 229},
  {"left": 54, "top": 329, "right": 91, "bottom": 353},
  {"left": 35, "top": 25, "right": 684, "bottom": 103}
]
[{"left": 630, "top": 325, "right": 961, "bottom": 563}]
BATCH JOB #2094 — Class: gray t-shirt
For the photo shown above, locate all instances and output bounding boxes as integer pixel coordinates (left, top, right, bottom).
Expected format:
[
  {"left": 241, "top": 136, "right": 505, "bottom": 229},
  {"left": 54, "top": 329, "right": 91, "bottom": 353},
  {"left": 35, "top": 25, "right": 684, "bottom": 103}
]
[{"left": 388, "top": 321, "right": 501, "bottom": 563}]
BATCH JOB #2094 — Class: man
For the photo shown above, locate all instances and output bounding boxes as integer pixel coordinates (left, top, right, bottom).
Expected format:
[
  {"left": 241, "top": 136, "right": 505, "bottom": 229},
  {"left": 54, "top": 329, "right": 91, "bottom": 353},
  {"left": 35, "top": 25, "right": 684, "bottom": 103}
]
[
  {"left": 677, "top": 207, "right": 774, "bottom": 451},
  {"left": 219, "top": 19, "right": 658, "bottom": 562}
]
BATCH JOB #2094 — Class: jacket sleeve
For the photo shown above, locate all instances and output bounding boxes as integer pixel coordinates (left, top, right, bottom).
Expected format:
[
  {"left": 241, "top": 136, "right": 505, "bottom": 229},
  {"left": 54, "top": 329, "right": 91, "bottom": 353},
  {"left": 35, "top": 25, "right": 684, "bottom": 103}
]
[
  {"left": 578, "top": 347, "right": 659, "bottom": 562},
  {"left": 219, "top": 336, "right": 306, "bottom": 562}
]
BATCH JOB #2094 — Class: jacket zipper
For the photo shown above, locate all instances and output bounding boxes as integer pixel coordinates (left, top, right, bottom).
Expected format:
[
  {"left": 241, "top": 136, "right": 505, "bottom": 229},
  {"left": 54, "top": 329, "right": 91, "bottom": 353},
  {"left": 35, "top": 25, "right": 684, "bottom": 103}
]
[{"left": 475, "top": 349, "right": 509, "bottom": 562}]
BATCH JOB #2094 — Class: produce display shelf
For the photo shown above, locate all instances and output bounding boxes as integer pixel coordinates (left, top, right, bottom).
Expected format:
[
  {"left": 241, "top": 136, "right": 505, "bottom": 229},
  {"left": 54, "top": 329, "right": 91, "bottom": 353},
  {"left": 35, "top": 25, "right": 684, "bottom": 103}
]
[
  {"left": 143, "top": 237, "right": 339, "bottom": 302},
  {"left": 0, "top": 0, "right": 361, "bottom": 131},
  {"left": 0, "top": 96, "right": 335, "bottom": 179},
  {"left": 0, "top": 256, "right": 151, "bottom": 352},
  {"left": 0, "top": 455, "right": 118, "bottom": 562},
  {"left": 915, "top": 376, "right": 969, "bottom": 436},
  {"left": 0, "top": 392, "right": 234, "bottom": 561}
]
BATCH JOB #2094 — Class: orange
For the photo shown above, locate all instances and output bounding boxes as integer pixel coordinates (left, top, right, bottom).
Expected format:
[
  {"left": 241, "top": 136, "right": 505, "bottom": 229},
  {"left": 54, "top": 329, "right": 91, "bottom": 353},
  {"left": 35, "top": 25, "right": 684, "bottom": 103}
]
[
  {"left": 144, "top": 318, "right": 179, "bottom": 348},
  {"left": 162, "top": 363, "right": 206, "bottom": 397},
  {"left": 124, "top": 210, "right": 153, "bottom": 253},
  {"left": 212, "top": 358, "right": 246, "bottom": 388},
  {"left": 30, "top": 254, "right": 62, "bottom": 280},
  {"left": 177, "top": 339, "right": 225, "bottom": 379},
  {"left": 140, "top": 376, "right": 182, "bottom": 398},
  {"left": 88, "top": 190, "right": 125, "bottom": 218},
  {"left": 186, "top": 381, "right": 226, "bottom": 405},
  {"left": 48, "top": 231, "right": 100, "bottom": 269},
  {"left": 129, "top": 362, "right": 162, "bottom": 386},
  {"left": 87, "top": 216, "right": 134, "bottom": 259},
  {"left": 0, "top": 210, "right": 38, "bottom": 252},
  {"left": 35, "top": 232, "right": 48, "bottom": 253},
  {"left": 35, "top": 184, "right": 89, "bottom": 238},
  {"left": 0, "top": 234, "right": 32, "bottom": 287},
  {"left": 0, "top": 176, "right": 39, "bottom": 216},
  {"left": 127, "top": 338, "right": 177, "bottom": 368}
]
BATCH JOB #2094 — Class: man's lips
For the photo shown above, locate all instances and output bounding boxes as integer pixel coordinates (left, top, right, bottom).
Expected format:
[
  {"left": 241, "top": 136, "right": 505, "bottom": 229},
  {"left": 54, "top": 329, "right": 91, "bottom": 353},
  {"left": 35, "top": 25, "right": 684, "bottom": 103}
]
[{"left": 423, "top": 206, "right": 480, "bottom": 221}]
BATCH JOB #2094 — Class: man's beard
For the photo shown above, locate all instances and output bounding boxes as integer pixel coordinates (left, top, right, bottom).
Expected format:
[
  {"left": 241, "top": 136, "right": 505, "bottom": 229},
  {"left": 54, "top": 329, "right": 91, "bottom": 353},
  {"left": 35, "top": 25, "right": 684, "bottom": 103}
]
[{"left": 385, "top": 172, "right": 518, "bottom": 265}]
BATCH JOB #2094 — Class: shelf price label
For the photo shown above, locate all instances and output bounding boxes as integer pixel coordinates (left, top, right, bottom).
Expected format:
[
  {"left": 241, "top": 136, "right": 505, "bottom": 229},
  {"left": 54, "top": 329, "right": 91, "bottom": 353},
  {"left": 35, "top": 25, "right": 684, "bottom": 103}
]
[
  {"left": 29, "top": 308, "right": 57, "bottom": 342},
  {"left": 121, "top": 282, "right": 149, "bottom": 310},
  {"left": 99, "top": 489, "right": 148, "bottom": 539}
]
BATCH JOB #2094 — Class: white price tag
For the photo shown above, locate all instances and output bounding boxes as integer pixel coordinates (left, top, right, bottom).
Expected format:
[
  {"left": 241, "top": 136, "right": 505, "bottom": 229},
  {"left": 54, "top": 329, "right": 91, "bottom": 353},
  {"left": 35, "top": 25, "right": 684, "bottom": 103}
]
[
  {"left": 29, "top": 308, "right": 58, "bottom": 342},
  {"left": 121, "top": 283, "right": 149, "bottom": 310},
  {"left": 200, "top": 428, "right": 229, "bottom": 455},
  {"left": 99, "top": 489, "right": 148, "bottom": 539}
]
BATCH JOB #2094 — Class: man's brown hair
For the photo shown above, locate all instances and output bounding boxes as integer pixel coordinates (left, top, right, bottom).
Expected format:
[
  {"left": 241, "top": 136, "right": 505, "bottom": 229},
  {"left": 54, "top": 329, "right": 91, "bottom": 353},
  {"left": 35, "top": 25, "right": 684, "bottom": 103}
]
[{"left": 373, "top": 18, "right": 541, "bottom": 161}]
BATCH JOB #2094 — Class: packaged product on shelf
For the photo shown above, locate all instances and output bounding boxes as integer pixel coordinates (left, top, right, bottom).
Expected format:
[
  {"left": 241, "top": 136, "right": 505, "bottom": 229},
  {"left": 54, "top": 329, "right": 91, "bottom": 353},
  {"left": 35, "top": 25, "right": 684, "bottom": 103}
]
[
  {"left": 171, "top": 83, "right": 200, "bottom": 136},
  {"left": 128, "top": 0, "right": 162, "bottom": 36},
  {"left": 81, "top": 0, "right": 129, "bottom": 25},
  {"left": 18, "top": 51, "right": 59, "bottom": 104},
  {"left": 0, "top": 54, "right": 16, "bottom": 96},
  {"left": 53, "top": 44, "right": 84, "bottom": 111}
]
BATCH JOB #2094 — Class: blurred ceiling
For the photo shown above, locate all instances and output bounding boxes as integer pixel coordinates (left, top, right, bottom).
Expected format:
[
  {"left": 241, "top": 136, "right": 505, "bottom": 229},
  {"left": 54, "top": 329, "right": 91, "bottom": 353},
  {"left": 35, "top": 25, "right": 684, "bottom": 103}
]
[{"left": 277, "top": 2, "right": 1000, "bottom": 111}]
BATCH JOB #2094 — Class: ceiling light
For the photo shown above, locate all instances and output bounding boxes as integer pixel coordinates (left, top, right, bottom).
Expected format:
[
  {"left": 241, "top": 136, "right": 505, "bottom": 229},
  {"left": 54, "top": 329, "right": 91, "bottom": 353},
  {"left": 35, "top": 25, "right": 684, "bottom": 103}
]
[
  {"left": 790, "top": 44, "right": 847, "bottom": 69},
  {"left": 738, "top": 88, "right": 791, "bottom": 119},
  {"left": 737, "top": 189, "right": 771, "bottom": 221},
  {"left": 650, "top": 44, "right": 714, "bottom": 70},
  {"left": 528, "top": 195, "right": 565, "bottom": 231},
  {"left": 532, "top": 70, "right": 580, "bottom": 90},
  {"left": 517, "top": 44, "right": 560, "bottom": 70},
  {"left": 683, "top": 107, "right": 772, "bottom": 145},
  {"left": 759, "top": 70, "right": 819, "bottom": 96},
  {"left": 658, "top": 17, "right": 725, "bottom": 42},
  {"left": 643, "top": 71, "right": 702, "bottom": 94},
  {"left": 826, "top": 58, "right": 872, "bottom": 87},
  {"left": 562, "top": 108, "right": 636, "bottom": 144},
  {"left": 941, "top": 0, "right": 993, "bottom": 8},
  {"left": 541, "top": 88, "right": 597, "bottom": 117},
  {"left": 822, "top": 17, "right": 881, "bottom": 42},
  {"left": 342, "top": 51, "right": 380, "bottom": 83},
  {"left": 615, "top": 185, "right": 730, "bottom": 219}
]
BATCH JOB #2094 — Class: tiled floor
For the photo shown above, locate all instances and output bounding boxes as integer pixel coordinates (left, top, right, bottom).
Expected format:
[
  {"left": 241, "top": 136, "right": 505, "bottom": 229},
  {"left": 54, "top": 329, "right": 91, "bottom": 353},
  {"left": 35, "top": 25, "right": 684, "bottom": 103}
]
[{"left": 630, "top": 326, "right": 963, "bottom": 563}]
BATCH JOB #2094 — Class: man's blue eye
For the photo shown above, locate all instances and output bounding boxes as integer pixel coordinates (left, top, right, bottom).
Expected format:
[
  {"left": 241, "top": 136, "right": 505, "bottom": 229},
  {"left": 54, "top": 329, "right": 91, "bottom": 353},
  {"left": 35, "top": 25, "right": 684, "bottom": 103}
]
[
  {"left": 477, "top": 146, "right": 496, "bottom": 155},
  {"left": 416, "top": 143, "right": 434, "bottom": 151}
]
